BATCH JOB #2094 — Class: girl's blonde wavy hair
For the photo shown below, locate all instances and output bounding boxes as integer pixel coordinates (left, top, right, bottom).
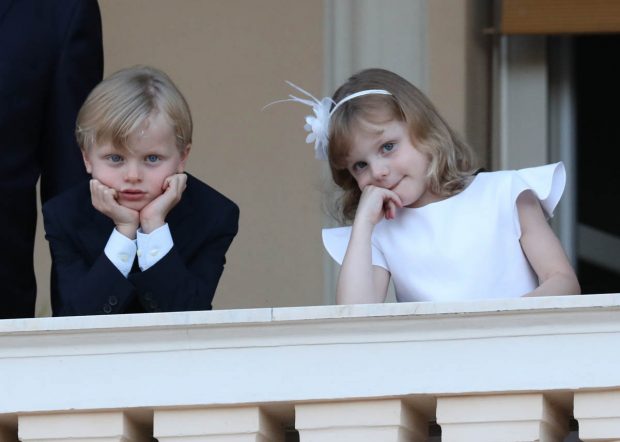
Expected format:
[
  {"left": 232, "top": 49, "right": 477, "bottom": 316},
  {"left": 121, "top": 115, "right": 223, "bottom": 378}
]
[
  {"left": 328, "top": 68, "right": 476, "bottom": 222},
  {"left": 76, "top": 65, "right": 192, "bottom": 153}
]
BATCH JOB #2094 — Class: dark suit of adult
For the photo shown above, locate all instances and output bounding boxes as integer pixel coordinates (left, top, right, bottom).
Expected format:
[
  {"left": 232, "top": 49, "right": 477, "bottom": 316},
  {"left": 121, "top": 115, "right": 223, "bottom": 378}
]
[
  {"left": 0, "top": 0, "right": 103, "bottom": 318},
  {"left": 43, "top": 174, "right": 239, "bottom": 316}
]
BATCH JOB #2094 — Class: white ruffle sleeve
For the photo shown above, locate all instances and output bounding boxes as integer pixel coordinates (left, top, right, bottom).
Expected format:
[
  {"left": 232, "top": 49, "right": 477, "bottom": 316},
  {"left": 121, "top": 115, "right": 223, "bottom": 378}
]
[
  {"left": 510, "top": 162, "right": 566, "bottom": 236},
  {"left": 322, "top": 226, "right": 388, "bottom": 269},
  {"left": 512, "top": 162, "right": 566, "bottom": 217}
]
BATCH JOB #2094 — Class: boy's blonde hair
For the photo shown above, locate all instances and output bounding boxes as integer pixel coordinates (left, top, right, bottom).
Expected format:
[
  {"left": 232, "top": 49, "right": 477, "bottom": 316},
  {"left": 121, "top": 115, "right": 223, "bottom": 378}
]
[
  {"left": 328, "top": 68, "right": 476, "bottom": 222},
  {"left": 76, "top": 65, "right": 192, "bottom": 152}
]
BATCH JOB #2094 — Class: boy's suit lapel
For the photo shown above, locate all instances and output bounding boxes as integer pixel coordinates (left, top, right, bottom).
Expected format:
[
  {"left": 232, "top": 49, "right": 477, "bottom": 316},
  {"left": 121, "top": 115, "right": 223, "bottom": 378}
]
[{"left": 166, "top": 183, "right": 197, "bottom": 252}]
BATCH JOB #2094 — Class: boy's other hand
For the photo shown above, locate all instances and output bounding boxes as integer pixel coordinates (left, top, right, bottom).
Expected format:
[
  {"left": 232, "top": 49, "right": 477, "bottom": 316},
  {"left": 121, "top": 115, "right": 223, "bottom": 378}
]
[
  {"left": 139, "top": 173, "right": 187, "bottom": 234},
  {"left": 89, "top": 179, "right": 139, "bottom": 239}
]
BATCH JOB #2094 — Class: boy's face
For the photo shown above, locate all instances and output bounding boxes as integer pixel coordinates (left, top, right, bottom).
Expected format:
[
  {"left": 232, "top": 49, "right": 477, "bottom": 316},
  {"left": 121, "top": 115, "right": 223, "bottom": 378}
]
[{"left": 82, "top": 113, "right": 190, "bottom": 212}]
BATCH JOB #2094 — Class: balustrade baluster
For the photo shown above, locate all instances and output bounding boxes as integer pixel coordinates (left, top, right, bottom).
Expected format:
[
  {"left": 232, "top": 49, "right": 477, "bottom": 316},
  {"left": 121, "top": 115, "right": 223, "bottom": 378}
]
[
  {"left": 437, "top": 393, "right": 569, "bottom": 442},
  {"left": 18, "top": 411, "right": 149, "bottom": 442},
  {"left": 294, "top": 399, "right": 427, "bottom": 441},
  {"left": 574, "top": 390, "right": 620, "bottom": 441},
  {"left": 154, "top": 406, "right": 285, "bottom": 441}
]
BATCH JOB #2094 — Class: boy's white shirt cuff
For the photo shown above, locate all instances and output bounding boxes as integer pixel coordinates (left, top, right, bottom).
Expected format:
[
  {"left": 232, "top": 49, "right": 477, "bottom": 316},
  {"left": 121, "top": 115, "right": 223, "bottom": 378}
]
[
  {"left": 137, "top": 223, "right": 174, "bottom": 271},
  {"left": 104, "top": 228, "right": 138, "bottom": 278}
]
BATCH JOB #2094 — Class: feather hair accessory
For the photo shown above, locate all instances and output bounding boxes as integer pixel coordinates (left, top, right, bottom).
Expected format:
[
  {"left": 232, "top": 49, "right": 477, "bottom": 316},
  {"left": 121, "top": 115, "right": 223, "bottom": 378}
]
[{"left": 265, "top": 82, "right": 391, "bottom": 160}]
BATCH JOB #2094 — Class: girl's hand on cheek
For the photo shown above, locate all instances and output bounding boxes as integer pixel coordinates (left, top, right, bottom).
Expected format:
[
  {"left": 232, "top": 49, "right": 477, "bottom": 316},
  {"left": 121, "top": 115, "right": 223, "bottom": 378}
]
[
  {"left": 89, "top": 179, "right": 139, "bottom": 239},
  {"left": 355, "top": 185, "right": 403, "bottom": 228},
  {"left": 139, "top": 173, "right": 187, "bottom": 233}
]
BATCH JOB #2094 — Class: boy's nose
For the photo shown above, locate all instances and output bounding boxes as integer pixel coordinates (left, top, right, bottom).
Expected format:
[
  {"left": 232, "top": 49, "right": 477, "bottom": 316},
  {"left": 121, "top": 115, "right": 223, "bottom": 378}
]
[{"left": 124, "top": 163, "right": 142, "bottom": 182}]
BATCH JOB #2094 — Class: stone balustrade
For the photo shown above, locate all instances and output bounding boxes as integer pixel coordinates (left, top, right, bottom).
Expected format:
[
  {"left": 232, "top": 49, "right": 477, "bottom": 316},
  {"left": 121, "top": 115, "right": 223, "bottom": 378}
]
[{"left": 1, "top": 294, "right": 620, "bottom": 441}]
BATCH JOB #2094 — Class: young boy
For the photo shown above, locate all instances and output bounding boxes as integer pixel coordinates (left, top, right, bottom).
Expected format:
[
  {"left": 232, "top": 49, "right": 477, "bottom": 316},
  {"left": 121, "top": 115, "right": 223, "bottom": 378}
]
[{"left": 43, "top": 66, "right": 239, "bottom": 316}]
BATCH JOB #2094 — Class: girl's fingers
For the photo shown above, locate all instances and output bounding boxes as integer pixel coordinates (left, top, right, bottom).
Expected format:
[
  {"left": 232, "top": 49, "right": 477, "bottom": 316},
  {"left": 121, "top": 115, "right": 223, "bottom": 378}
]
[
  {"left": 386, "top": 190, "right": 403, "bottom": 208},
  {"left": 359, "top": 185, "right": 404, "bottom": 223},
  {"left": 384, "top": 200, "right": 397, "bottom": 220},
  {"left": 373, "top": 187, "right": 402, "bottom": 219}
]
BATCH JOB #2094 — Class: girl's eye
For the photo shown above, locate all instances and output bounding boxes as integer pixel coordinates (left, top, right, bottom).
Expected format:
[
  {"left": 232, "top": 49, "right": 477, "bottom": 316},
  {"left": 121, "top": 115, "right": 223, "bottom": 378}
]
[
  {"left": 381, "top": 142, "right": 395, "bottom": 153},
  {"left": 146, "top": 155, "right": 160, "bottom": 163},
  {"left": 107, "top": 154, "right": 123, "bottom": 163},
  {"left": 352, "top": 161, "right": 367, "bottom": 173}
]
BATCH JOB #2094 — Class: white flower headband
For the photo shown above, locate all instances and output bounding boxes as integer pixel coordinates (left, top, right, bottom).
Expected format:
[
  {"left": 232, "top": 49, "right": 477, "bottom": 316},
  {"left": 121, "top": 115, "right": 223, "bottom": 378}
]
[{"left": 267, "top": 82, "right": 392, "bottom": 160}]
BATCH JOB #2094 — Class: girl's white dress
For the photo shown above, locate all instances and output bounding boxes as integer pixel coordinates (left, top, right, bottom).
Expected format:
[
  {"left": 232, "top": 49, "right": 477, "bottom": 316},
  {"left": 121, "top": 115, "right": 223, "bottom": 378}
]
[{"left": 323, "top": 162, "right": 566, "bottom": 302}]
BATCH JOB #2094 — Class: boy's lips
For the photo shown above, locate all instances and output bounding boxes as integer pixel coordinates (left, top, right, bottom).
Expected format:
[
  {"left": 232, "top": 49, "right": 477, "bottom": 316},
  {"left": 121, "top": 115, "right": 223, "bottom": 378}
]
[{"left": 119, "top": 189, "right": 146, "bottom": 201}]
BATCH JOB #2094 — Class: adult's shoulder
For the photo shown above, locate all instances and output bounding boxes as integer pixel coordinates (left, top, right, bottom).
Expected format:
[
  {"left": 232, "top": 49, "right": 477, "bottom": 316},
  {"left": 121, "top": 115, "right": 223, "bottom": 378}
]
[
  {"left": 46, "top": 0, "right": 101, "bottom": 23},
  {"left": 5, "top": 0, "right": 100, "bottom": 28}
]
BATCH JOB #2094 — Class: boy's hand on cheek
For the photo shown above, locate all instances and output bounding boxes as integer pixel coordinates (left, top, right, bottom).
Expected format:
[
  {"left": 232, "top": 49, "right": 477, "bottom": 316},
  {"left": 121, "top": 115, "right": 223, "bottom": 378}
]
[
  {"left": 139, "top": 173, "right": 187, "bottom": 234},
  {"left": 89, "top": 179, "right": 139, "bottom": 239}
]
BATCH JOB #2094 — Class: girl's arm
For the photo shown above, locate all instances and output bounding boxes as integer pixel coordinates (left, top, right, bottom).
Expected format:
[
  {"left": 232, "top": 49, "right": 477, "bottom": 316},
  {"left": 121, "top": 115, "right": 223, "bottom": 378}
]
[
  {"left": 517, "top": 191, "right": 581, "bottom": 297},
  {"left": 337, "top": 220, "right": 391, "bottom": 304},
  {"left": 336, "top": 185, "right": 400, "bottom": 304}
]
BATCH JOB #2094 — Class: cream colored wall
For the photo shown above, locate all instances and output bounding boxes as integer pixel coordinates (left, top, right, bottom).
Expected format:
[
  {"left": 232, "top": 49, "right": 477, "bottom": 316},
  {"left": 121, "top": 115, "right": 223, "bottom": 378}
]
[{"left": 34, "top": 0, "right": 325, "bottom": 315}]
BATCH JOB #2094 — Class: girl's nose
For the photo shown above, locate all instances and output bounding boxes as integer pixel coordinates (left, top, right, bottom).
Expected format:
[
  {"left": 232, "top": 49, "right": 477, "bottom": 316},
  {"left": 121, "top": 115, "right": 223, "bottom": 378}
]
[{"left": 370, "top": 161, "right": 389, "bottom": 181}]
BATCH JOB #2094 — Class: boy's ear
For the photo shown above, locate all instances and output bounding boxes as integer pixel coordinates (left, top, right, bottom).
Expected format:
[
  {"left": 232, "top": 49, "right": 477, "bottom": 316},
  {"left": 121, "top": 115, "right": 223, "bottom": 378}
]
[
  {"left": 81, "top": 149, "right": 93, "bottom": 174},
  {"left": 177, "top": 144, "right": 191, "bottom": 173}
]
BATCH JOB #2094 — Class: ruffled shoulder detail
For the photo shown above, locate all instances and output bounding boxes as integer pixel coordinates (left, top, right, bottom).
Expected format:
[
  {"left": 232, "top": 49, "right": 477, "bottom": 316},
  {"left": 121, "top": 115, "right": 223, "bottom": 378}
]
[
  {"left": 322, "top": 227, "right": 351, "bottom": 265},
  {"left": 322, "top": 227, "right": 388, "bottom": 269},
  {"left": 513, "top": 162, "right": 566, "bottom": 218}
]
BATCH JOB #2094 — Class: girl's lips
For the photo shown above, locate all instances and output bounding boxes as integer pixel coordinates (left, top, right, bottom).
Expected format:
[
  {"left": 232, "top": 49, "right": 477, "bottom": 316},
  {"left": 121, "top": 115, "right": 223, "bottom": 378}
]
[{"left": 388, "top": 179, "right": 402, "bottom": 191}]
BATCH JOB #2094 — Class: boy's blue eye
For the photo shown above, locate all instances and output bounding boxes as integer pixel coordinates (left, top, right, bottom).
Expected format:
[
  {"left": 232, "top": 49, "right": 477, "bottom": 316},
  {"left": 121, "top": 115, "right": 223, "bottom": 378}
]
[
  {"left": 108, "top": 154, "right": 123, "bottom": 163},
  {"left": 381, "top": 142, "right": 395, "bottom": 152},
  {"left": 146, "top": 155, "right": 160, "bottom": 163}
]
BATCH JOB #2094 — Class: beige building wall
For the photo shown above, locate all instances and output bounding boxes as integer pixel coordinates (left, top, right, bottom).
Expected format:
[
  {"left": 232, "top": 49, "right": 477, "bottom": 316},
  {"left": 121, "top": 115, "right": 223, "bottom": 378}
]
[{"left": 34, "top": 0, "right": 489, "bottom": 315}]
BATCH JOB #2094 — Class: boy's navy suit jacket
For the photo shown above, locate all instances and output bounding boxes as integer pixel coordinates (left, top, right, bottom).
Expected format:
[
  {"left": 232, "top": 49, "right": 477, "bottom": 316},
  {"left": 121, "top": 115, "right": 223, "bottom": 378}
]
[
  {"left": 43, "top": 174, "right": 239, "bottom": 316},
  {"left": 0, "top": 0, "right": 103, "bottom": 318}
]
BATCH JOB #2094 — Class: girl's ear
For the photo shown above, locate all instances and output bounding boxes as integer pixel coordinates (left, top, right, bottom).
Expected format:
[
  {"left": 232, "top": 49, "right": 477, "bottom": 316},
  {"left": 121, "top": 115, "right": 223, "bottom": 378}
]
[
  {"left": 82, "top": 149, "right": 93, "bottom": 174},
  {"left": 177, "top": 144, "right": 191, "bottom": 173}
]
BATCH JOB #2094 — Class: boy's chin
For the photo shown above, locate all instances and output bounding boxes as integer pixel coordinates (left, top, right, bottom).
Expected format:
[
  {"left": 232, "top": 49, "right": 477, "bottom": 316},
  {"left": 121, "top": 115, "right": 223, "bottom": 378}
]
[{"left": 117, "top": 200, "right": 150, "bottom": 212}]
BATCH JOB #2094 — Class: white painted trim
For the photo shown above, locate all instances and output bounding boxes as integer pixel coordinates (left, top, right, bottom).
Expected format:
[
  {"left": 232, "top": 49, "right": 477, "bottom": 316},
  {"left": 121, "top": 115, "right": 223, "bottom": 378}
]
[
  {"left": 1, "top": 295, "right": 620, "bottom": 414},
  {"left": 493, "top": 36, "right": 548, "bottom": 170}
]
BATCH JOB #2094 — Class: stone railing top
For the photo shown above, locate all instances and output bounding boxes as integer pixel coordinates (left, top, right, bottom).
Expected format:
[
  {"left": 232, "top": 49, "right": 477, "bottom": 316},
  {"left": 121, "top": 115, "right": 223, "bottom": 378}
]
[
  {"left": 1, "top": 294, "right": 619, "bottom": 415},
  {"left": 2, "top": 293, "right": 619, "bottom": 334}
]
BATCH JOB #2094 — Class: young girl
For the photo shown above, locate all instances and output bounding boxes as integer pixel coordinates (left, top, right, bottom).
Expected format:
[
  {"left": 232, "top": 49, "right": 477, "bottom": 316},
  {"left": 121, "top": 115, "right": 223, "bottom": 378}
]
[{"left": 279, "top": 68, "right": 580, "bottom": 304}]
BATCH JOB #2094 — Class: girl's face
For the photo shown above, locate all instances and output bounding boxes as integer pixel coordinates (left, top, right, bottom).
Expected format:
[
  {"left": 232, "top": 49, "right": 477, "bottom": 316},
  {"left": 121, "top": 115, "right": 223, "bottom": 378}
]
[
  {"left": 346, "top": 118, "right": 440, "bottom": 208},
  {"left": 82, "top": 112, "right": 190, "bottom": 211}
]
